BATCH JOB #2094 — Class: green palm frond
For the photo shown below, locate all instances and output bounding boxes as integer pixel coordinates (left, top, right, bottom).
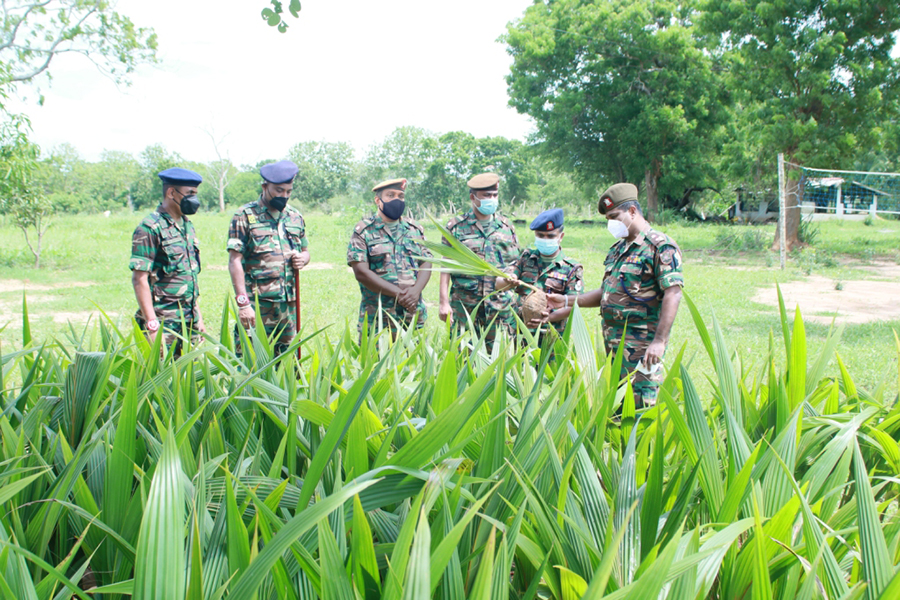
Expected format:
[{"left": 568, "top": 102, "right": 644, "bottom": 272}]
[{"left": 418, "top": 215, "right": 542, "bottom": 293}]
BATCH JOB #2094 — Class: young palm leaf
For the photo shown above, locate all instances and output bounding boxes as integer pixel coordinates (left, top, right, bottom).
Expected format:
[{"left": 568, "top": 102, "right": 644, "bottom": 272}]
[
  {"left": 133, "top": 429, "right": 185, "bottom": 600},
  {"left": 417, "top": 215, "right": 543, "bottom": 294}
]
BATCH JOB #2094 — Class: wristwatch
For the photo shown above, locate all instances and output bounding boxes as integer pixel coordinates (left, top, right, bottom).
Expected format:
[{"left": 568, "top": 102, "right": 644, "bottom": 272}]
[
  {"left": 236, "top": 294, "right": 250, "bottom": 308},
  {"left": 146, "top": 319, "right": 160, "bottom": 332}
]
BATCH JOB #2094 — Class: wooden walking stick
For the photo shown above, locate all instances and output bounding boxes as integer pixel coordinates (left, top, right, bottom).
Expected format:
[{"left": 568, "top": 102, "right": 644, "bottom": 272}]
[{"left": 293, "top": 266, "right": 302, "bottom": 361}]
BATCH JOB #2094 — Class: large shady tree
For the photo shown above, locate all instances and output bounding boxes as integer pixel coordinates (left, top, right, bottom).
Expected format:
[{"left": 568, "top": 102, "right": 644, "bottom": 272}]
[
  {"left": 702, "top": 0, "right": 900, "bottom": 250},
  {"left": 504, "top": 0, "right": 729, "bottom": 219}
]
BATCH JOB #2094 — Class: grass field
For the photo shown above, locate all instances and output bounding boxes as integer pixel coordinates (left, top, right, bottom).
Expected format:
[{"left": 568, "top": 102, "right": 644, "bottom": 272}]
[
  {"left": 2, "top": 208, "right": 900, "bottom": 598},
  {"left": 1, "top": 209, "right": 899, "bottom": 394}
]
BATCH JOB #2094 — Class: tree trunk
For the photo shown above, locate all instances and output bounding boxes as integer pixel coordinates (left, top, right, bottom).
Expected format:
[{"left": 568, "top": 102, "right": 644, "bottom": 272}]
[
  {"left": 219, "top": 186, "right": 225, "bottom": 212},
  {"left": 36, "top": 222, "right": 45, "bottom": 269},
  {"left": 127, "top": 193, "right": 134, "bottom": 212},
  {"left": 644, "top": 166, "right": 660, "bottom": 221},
  {"left": 772, "top": 160, "right": 803, "bottom": 251}
]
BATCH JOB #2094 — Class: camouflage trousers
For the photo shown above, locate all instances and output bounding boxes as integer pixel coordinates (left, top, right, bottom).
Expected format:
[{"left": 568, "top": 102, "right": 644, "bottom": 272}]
[
  {"left": 135, "top": 315, "right": 200, "bottom": 358},
  {"left": 451, "top": 299, "right": 516, "bottom": 350},
  {"left": 604, "top": 324, "right": 663, "bottom": 409},
  {"left": 357, "top": 301, "right": 426, "bottom": 336},
  {"left": 234, "top": 299, "right": 297, "bottom": 357}
]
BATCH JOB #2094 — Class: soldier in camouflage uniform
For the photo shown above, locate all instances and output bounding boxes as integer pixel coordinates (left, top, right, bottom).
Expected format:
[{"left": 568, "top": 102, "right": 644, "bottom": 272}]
[
  {"left": 496, "top": 208, "right": 584, "bottom": 337},
  {"left": 130, "top": 168, "right": 206, "bottom": 356},
  {"left": 548, "top": 183, "right": 684, "bottom": 407},
  {"left": 438, "top": 173, "right": 521, "bottom": 348},
  {"left": 347, "top": 178, "right": 432, "bottom": 337},
  {"left": 227, "top": 160, "right": 310, "bottom": 356}
]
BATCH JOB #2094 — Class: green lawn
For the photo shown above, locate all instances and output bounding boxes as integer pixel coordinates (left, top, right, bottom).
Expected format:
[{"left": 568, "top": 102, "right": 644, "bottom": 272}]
[{"left": 1, "top": 210, "right": 898, "bottom": 394}]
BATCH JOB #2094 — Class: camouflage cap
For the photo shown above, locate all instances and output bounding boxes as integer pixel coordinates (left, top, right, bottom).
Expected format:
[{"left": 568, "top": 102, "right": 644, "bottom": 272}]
[
  {"left": 372, "top": 178, "right": 407, "bottom": 193},
  {"left": 598, "top": 183, "right": 638, "bottom": 214},
  {"left": 467, "top": 172, "right": 500, "bottom": 191}
]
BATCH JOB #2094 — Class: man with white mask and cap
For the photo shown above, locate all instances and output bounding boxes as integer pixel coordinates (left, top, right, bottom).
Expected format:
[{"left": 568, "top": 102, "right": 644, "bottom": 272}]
[{"left": 547, "top": 182, "right": 684, "bottom": 408}]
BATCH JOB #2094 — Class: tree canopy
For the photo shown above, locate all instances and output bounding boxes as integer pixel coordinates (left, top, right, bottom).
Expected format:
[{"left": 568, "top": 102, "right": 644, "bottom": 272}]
[
  {"left": 13, "top": 128, "right": 580, "bottom": 218},
  {"left": 504, "top": 0, "right": 900, "bottom": 234},
  {"left": 505, "top": 0, "right": 729, "bottom": 219},
  {"left": 702, "top": 0, "right": 900, "bottom": 248},
  {"left": 0, "top": 0, "right": 157, "bottom": 106}
]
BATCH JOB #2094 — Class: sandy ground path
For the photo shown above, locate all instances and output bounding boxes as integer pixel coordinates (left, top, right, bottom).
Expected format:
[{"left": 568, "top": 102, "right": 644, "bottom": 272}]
[{"left": 752, "top": 262, "right": 900, "bottom": 324}]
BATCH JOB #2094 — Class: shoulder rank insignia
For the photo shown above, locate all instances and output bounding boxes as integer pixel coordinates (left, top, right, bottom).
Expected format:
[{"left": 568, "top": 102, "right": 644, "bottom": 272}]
[{"left": 247, "top": 214, "right": 257, "bottom": 224}]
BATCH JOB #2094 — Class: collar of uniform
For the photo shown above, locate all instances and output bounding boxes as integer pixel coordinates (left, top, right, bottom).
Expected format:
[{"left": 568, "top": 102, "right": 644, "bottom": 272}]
[
  {"left": 371, "top": 214, "right": 408, "bottom": 240},
  {"left": 253, "top": 196, "right": 281, "bottom": 222},
  {"left": 464, "top": 210, "right": 493, "bottom": 224},
  {"left": 533, "top": 247, "right": 566, "bottom": 264},
  {"left": 370, "top": 213, "right": 406, "bottom": 227},
  {"left": 625, "top": 229, "right": 647, "bottom": 249},
  {"left": 472, "top": 213, "right": 497, "bottom": 232},
  {"left": 155, "top": 204, "right": 188, "bottom": 227}
]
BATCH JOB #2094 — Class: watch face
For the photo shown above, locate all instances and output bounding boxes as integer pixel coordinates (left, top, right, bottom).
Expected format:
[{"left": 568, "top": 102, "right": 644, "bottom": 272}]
[{"left": 146, "top": 319, "right": 160, "bottom": 332}]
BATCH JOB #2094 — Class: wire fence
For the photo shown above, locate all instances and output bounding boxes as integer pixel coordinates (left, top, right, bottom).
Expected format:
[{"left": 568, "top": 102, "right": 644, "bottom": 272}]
[{"left": 800, "top": 166, "right": 900, "bottom": 217}]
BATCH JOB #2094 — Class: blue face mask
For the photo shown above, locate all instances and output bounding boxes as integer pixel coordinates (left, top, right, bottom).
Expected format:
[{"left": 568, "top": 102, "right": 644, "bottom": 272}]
[
  {"left": 476, "top": 197, "right": 498, "bottom": 215},
  {"left": 535, "top": 237, "right": 560, "bottom": 256}
]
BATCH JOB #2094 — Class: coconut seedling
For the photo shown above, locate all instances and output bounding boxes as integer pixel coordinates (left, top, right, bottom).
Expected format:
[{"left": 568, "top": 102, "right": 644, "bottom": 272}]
[{"left": 417, "top": 216, "right": 549, "bottom": 326}]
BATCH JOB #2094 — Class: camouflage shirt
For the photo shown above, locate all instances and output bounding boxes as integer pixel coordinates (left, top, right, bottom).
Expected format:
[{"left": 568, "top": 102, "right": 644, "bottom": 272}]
[
  {"left": 129, "top": 205, "right": 201, "bottom": 322},
  {"left": 347, "top": 214, "right": 431, "bottom": 326},
  {"left": 226, "top": 197, "right": 308, "bottom": 302},
  {"left": 444, "top": 211, "right": 521, "bottom": 312},
  {"left": 600, "top": 228, "right": 684, "bottom": 335},
  {"left": 510, "top": 248, "right": 584, "bottom": 335}
]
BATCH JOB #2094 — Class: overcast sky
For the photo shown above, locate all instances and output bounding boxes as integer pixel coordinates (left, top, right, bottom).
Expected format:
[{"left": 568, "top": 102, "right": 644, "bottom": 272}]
[{"left": 11, "top": 0, "right": 536, "bottom": 166}]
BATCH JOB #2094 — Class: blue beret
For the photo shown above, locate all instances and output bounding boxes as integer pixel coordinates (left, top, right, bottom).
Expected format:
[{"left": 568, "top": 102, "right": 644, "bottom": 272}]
[
  {"left": 158, "top": 168, "right": 202, "bottom": 186},
  {"left": 530, "top": 208, "right": 564, "bottom": 232},
  {"left": 260, "top": 160, "right": 299, "bottom": 184}
]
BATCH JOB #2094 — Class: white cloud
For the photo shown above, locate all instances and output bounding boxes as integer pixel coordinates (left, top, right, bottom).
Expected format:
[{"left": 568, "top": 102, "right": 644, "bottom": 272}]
[{"left": 10, "top": 0, "right": 535, "bottom": 165}]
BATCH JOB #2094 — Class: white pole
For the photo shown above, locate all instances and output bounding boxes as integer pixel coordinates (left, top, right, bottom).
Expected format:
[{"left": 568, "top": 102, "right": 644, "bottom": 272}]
[
  {"left": 778, "top": 153, "right": 786, "bottom": 270},
  {"left": 836, "top": 183, "right": 843, "bottom": 217}
]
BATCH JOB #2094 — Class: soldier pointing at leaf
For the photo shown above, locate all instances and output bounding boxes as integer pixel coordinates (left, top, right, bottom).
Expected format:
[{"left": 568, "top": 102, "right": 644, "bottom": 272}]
[
  {"left": 227, "top": 160, "right": 310, "bottom": 356},
  {"left": 547, "top": 183, "right": 684, "bottom": 407}
]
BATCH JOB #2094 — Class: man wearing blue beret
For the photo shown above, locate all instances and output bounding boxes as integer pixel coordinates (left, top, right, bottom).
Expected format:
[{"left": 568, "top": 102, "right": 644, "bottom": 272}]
[
  {"left": 129, "top": 168, "right": 206, "bottom": 355},
  {"left": 227, "top": 160, "right": 310, "bottom": 357},
  {"left": 496, "top": 208, "right": 584, "bottom": 337}
]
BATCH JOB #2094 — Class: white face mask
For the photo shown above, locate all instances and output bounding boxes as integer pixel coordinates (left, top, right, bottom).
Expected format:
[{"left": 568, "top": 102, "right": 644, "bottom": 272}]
[
  {"left": 607, "top": 218, "right": 629, "bottom": 239},
  {"left": 476, "top": 197, "right": 498, "bottom": 215}
]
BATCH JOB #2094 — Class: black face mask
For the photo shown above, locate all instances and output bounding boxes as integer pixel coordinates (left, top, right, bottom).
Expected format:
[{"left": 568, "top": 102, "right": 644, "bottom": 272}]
[
  {"left": 177, "top": 192, "right": 200, "bottom": 215},
  {"left": 381, "top": 199, "right": 405, "bottom": 220},
  {"left": 268, "top": 195, "right": 289, "bottom": 211}
]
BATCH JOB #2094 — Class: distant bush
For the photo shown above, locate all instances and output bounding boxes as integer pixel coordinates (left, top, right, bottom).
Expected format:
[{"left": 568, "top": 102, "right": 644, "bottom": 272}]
[
  {"left": 653, "top": 207, "right": 683, "bottom": 226},
  {"left": 714, "top": 227, "right": 767, "bottom": 251},
  {"left": 794, "top": 247, "right": 838, "bottom": 274},
  {"left": 798, "top": 214, "right": 820, "bottom": 245}
]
